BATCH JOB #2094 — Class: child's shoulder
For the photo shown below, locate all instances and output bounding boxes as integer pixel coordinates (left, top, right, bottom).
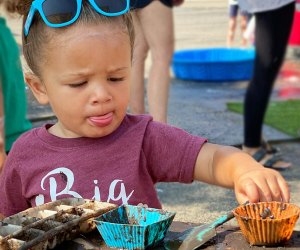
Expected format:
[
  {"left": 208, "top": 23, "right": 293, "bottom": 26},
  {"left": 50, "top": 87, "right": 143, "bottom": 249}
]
[
  {"left": 5, "top": 126, "right": 46, "bottom": 165},
  {"left": 124, "top": 113, "right": 187, "bottom": 137},
  {"left": 125, "top": 113, "right": 153, "bottom": 123},
  {"left": 125, "top": 113, "right": 171, "bottom": 127},
  {"left": 10, "top": 125, "right": 46, "bottom": 150},
  {"left": 17, "top": 126, "right": 42, "bottom": 139},
  {"left": 124, "top": 113, "right": 174, "bottom": 131},
  {"left": 123, "top": 114, "right": 154, "bottom": 129}
]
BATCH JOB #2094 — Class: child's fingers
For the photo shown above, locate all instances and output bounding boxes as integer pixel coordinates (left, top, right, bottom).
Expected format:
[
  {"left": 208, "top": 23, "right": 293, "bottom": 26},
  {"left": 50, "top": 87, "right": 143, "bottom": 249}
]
[
  {"left": 276, "top": 175, "right": 290, "bottom": 202},
  {"left": 235, "top": 192, "right": 250, "bottom": 205},
  {"left": 265, "top": 174, "right": 288, "bottom": 202},
  {"left": 236, "top": 178, "right": 260, "bottom": 204},
  {"left": 255, "top": 178, "right": 274, "bottom": 202},
  {"left": 237, "top": 175, "right": 288, "bottom": 203}
]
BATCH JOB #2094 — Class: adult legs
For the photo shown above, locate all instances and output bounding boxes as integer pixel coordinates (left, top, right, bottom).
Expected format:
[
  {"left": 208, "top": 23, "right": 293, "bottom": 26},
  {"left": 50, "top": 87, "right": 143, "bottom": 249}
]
[
  {"left": 239, "top": 14, "right": 249, "bottom": 47},
  {"left": 130, "top": 12, "right": 149, "bottom": 114},
  {"left": 243, "top": 3, "right": 295, "bottom": 167},
  {"left": 227, "top": 5, "right": 238, "bottom": 47},
  {"left": 130, "top": 1, "right": 174, "bottom": 123}
]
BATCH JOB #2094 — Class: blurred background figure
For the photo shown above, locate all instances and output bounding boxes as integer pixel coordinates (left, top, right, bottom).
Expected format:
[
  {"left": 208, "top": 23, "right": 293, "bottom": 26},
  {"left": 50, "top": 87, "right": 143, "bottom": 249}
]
[
  {"left": 0, "top": 12, "right": 32, "bottom": 171},
  {"left": 238, "top": 0, "right": 295, "bottom": 170},
  {"left": 129, "top": 0, "right": 183, "bottom": 123},
  {"left": 227, "top": 0, "right": 251, "bottom": 48},
  {"left": 243, "top": 15, "right": 255, "bottom": 46}
]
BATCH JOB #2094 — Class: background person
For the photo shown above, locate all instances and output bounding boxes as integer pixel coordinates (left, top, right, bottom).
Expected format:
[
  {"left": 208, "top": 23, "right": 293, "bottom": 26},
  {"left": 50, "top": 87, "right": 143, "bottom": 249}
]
[
  {"left": 226, "top": 0, "right": 251, "bottom": 47},
  {"left": 0, "top": 11, "right": 32, "bottom": 171},
  {"left": 238, "top": 0, "right": 295, "bottom": 170},
  {"left": 129, "top": 0, "right": 181, "bottom": 123}
]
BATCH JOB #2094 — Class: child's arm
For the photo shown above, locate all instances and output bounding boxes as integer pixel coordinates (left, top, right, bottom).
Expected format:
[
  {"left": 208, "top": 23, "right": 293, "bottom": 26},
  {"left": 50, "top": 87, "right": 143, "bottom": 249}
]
[{"left": 194, "top": 143, "right": 289, "bottom": 204}]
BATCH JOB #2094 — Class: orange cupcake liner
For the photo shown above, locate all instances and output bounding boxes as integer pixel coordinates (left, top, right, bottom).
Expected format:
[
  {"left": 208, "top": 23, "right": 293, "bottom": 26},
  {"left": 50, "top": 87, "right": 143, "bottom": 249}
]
[{"left": 233, "top": 202, "right": 300, "bottom": 246}]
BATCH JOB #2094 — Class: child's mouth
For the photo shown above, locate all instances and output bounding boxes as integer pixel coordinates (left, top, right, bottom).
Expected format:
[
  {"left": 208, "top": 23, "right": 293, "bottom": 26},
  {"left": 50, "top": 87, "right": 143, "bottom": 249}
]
[{"left": 89, "top": 112, "right": 113, "bottom": 127}]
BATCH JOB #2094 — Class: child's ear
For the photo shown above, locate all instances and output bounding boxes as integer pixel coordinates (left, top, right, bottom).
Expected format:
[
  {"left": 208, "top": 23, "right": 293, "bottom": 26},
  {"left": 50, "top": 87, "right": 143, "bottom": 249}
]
[{"left": 25, "top": 73, "right": 49, "bottom": 105}]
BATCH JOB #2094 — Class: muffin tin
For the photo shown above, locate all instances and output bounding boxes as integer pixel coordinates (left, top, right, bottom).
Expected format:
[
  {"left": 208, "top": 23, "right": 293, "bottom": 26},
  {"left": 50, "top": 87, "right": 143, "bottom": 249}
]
[{"left": 0, "top": 198, "right": 116, "bottom": 250}]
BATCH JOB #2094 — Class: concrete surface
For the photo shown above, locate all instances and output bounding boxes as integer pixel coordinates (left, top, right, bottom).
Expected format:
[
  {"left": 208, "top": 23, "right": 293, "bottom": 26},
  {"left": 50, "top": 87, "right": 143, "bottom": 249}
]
[{"left": 3, "top": 0, "right": 300, "bottom": 233}]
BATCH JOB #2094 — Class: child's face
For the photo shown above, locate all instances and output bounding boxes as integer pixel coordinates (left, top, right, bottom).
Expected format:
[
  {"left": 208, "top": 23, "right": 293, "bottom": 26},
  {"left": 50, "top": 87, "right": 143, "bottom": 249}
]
[{"left": 28, "top": 23, "right": 131, "bottom": 138}]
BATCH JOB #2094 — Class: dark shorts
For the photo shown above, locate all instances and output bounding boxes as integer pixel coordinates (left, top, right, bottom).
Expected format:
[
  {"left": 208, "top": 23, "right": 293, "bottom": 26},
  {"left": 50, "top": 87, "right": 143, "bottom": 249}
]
[
  {"left": 130, "top": 0, "right": 173, "bottom": 9},
  {"left": 229, "top": 4, "right": 250, "bottom": 18}
]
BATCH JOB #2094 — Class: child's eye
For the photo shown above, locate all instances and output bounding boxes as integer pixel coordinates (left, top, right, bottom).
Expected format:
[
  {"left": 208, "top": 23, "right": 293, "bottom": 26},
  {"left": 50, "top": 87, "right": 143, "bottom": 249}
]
[
  {"left": 108, "top": 77, "right": 124, "bottom": 82},
  {"left": 68, "top": 81, "right": 87, "bottom": 88}
]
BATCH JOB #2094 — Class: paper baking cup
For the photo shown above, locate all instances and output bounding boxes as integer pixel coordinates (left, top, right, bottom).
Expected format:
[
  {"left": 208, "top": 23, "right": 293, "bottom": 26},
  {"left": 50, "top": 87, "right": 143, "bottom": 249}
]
[
  {"left": 233, "top": 202, "right": 300, "bottom": 246},
  {"left": 95, "top": 205, "right": 175, "bottom": 249}
]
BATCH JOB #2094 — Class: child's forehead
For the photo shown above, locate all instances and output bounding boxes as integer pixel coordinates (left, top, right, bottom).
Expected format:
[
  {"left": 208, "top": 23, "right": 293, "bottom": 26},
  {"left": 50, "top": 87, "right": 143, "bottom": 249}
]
[
  {"left": 43, "top": 24, "right": 131, "bottom": 63},
  {"left": 50, "top": 22, "right": 128, "bottom": 45}
]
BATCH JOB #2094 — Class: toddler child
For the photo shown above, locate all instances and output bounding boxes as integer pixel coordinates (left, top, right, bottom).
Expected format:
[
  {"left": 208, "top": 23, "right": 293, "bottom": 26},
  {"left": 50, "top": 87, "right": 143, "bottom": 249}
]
[{"left": 0, "top": 0, "right": 289, "bottom": 217}]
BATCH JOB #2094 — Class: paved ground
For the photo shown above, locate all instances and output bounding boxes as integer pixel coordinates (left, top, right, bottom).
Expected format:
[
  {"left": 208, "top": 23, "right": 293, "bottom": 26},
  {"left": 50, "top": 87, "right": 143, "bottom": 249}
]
[{"left": 3, "top": 0, "right": 300, "bottom": 231}]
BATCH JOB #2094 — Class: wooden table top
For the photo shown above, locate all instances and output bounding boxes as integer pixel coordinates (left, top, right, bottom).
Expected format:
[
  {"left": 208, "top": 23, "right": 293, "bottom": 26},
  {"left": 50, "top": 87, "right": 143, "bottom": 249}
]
[{"left": 54, "top": 221, "right": 300, "bottom": 250}]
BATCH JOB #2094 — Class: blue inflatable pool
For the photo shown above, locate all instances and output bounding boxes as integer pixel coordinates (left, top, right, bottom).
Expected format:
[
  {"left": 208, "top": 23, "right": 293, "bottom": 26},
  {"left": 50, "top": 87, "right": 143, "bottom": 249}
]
[{"left": 172, "top": 48, "right": 255, "bottom": 82}]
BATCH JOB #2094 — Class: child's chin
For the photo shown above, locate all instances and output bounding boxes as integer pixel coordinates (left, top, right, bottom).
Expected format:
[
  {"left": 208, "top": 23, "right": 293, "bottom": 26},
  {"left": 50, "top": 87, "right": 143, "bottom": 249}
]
[{"left": 86, "top": 128, "right": 116, "bottom": 138}]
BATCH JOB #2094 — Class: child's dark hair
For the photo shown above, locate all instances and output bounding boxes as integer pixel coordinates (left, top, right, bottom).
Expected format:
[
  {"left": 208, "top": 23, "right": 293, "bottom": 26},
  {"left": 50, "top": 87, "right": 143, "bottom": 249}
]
[{"left": 4, "top": 0, "right": 135, "bottom": 78}]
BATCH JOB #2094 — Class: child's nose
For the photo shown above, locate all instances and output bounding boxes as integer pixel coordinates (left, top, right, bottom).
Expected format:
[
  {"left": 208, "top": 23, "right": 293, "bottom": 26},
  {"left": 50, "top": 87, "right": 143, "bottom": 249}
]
[{"left": 91, "top": 84, "right": 112, "bottom": 104}]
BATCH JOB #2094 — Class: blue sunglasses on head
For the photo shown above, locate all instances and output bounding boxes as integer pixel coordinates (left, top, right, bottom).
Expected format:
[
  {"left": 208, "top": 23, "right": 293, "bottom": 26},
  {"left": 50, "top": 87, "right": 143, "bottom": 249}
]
[{"left": 24, "top": 0, "right": 129, "bottom": 36}]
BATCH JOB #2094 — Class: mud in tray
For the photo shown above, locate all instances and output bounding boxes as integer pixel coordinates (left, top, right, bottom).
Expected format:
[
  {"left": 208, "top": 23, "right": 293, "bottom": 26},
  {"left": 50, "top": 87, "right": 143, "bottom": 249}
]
[{"left": 0, "top": 198, "right": 116, "bottom": 250}]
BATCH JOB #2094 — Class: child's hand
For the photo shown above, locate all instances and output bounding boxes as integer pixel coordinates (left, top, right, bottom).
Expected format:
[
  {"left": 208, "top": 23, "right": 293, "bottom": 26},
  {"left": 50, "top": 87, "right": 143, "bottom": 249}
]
[
  {"left": 194, "top": 143, "right": 290, "bottom": 205},
  {"left": 234, "top": 166, "right": 289, "bottom": 204}
]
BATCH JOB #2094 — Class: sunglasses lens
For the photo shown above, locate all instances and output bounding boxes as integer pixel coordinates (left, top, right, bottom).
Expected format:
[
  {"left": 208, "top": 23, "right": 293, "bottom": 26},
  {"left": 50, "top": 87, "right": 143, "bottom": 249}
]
[
  {"left": 42, "top": 0, "right": 78, "bottom": 24},
  {"left": 94, "top": 0, "right": 128, "bottom": 13}
]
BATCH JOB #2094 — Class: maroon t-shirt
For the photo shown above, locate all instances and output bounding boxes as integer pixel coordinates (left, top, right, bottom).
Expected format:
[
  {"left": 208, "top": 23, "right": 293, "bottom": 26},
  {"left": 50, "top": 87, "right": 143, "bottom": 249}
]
[{"left": 0, "top": 114, "right": 206, "bottom": 216}]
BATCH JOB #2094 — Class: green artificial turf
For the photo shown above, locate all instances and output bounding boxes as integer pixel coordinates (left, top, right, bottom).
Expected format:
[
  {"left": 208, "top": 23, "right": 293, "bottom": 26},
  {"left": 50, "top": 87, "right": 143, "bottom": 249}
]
[{"left": 227, "top": 100, "right": 300, "bottom": 137}]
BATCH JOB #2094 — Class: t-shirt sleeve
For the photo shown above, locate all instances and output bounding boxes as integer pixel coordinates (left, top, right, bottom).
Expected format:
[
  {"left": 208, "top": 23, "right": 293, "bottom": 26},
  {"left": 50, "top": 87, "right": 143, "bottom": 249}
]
[
  {"left": 0, "top": 153, "right": 29, "bottom": 216},
  {"left": 142, "top": 121, "right": 207, "bottom": 183}
]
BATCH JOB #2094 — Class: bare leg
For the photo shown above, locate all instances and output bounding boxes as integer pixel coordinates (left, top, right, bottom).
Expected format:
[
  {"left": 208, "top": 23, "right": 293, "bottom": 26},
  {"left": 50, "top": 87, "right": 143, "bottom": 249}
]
[
  {"left": 129, "top": 11, "right": 149, "bottom": 114},
  {"left": 240, "top": 15, "right": 248, "bottom": 47},
  {"left": 134, "top": 1, "right": 174, "bottom": 123},
  {"left": 227, "top": 16, "right": 237, "bottom": 47}
]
